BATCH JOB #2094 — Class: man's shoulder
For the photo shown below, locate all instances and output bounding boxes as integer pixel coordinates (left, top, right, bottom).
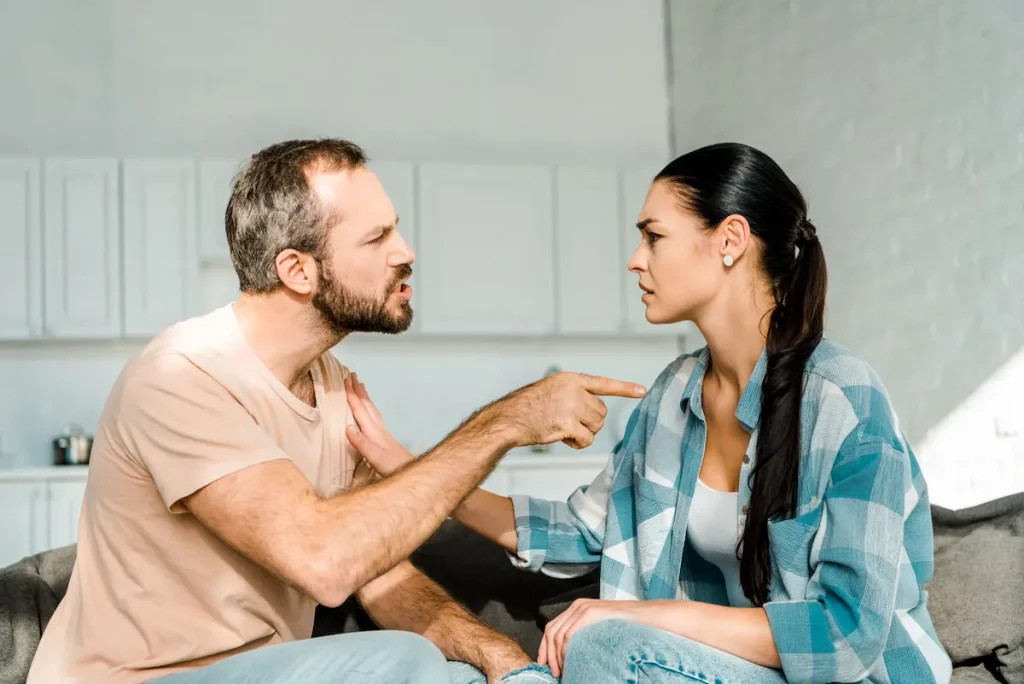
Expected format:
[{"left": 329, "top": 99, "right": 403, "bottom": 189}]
[
  {"left": 319, "top": 349, "right": 349, "bottom": 376},
  {"left": 114, "top": 311, "right": 241, "bottom": 406}
]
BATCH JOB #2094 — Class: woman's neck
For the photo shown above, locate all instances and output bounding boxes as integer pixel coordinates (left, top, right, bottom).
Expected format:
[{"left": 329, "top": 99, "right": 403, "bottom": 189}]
[{"left": 696, "top": 285, "right": 774, "bottom": 396}]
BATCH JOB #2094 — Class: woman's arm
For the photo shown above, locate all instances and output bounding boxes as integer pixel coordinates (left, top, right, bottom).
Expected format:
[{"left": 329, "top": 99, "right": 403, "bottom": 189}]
[
  {"left": 645, "top": 602, "right": 781, "bottom": 667},
  {"left": 538, "top": 599, "right": 781, "bottom": 677},
  {"left": 451, "top": 489, "right": 518, "bottom": 553},
  {"left": 761, "top": 433, "right": 910, "bottom": 683}
]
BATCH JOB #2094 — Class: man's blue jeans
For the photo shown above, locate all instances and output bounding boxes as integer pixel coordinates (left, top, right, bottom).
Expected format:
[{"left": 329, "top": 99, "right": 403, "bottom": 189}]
[{"left": 149, "top": 631, "right": 557, "bottom": 683}]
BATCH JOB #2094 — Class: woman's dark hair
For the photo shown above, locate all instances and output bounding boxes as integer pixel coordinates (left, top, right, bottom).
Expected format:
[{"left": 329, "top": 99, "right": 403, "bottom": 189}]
[{"left": 655, "top": 142, "right": 827, "bottom": 606}]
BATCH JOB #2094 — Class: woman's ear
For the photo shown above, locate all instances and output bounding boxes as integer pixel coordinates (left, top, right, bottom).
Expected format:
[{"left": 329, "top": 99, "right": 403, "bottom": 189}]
[{"left": 718, "top": 214, "right": 752, "bottom": 265}]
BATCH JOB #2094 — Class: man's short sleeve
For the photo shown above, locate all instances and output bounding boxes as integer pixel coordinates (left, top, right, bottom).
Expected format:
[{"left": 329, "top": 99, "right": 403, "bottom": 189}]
[{"left": 118, "top": 353, "right": 289, "bottom": 513}]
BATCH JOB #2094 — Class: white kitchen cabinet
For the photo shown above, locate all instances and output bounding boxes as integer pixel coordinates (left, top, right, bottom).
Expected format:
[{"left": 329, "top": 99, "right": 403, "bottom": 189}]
[
  {"left": 555, "top": 166, "right": 624, "bottom": 334},
  {"left": 197, "top": 158, "right": 243, "bottom": 265},
  {"left": 122, "top": 159, "right": 199, "bottom": 337},
  {"left": 47, "top": 480, "right": 87, "bottom": 551},
  {"left": 620, "top": 167, "right": 702, "bottom": 343},
  {"left": 43, "top": 158, "right": 122, "bottom": 338},
  {"left": 369, "top": 161, "right": 419, "bottom": 330},
  {"left": 196, "top": 264, "right": 241, "bottom": 314},
  {"left": 418, "top": 163, "right": 555, "bottom": 334},
  {"left": 0, "top": 481, "right": 48, "bottom": 569},
  {"left": 0, "top": 158, "right": 43, "bottom": 339}
]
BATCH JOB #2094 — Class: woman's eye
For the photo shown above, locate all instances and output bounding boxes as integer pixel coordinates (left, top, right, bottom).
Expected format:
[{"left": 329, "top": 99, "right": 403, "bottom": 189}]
[{"left": 646, "top": 232, "right": 661, "bottom": 244}]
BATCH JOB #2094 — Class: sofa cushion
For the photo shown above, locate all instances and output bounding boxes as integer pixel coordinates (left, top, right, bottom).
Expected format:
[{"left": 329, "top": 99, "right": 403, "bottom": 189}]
[
  {"left": 929, "top": 492, "right": 1024, "bottom": 683},
  {"left": 0, "top": 545, "right": 75, "bottom": 684}
]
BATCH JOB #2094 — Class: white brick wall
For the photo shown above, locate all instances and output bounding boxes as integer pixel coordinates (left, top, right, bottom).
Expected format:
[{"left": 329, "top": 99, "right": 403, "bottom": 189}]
[{"left": 667, "top": 0, "right": 1024, "bottom": 507}]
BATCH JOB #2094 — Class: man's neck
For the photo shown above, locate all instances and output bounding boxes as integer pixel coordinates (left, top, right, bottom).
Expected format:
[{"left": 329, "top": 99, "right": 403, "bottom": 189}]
[{"left": 231, "top": 294, "right": 346, "bottom": 393}]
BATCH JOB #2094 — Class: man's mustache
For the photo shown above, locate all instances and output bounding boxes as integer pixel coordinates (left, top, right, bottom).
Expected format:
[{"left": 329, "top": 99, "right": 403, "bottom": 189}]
[{"left": 390, "top": 265, "right": 413, "bottom": 287}]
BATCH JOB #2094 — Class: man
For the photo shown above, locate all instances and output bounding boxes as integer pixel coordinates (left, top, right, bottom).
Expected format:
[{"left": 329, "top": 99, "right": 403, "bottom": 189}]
[{"left": 27, "top": 139, "right": 646, "bottom": 684}]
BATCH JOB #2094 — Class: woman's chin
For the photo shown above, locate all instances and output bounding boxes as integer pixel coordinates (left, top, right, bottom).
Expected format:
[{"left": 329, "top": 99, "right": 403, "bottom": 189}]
[
  {"left": 644, "top": 305, "right": 691, "bottom": 326},
  {"left": 644, "top": 310, "right": 675, "bottom": 325}
]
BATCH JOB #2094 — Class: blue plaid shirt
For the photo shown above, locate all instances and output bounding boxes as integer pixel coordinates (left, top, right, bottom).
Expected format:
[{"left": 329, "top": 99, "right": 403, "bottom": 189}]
[{"left": 510, "top": 341, "right": 952, "bottom": 683}]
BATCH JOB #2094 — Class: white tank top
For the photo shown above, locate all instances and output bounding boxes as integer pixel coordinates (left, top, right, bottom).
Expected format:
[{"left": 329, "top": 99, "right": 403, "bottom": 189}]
[{"left": 687, "top": 478, "right": 753, "bottom": 608}]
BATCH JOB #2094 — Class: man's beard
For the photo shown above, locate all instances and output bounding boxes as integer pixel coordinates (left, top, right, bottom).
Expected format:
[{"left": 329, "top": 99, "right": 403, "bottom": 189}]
[{"left": 312, "top": 262, "right": 413, "bottom": 336}]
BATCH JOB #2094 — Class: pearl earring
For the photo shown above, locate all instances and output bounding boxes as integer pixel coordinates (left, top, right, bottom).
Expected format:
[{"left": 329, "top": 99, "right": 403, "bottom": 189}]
[{"left": 723, "top": 255, "right": 734, "bottom": 267}]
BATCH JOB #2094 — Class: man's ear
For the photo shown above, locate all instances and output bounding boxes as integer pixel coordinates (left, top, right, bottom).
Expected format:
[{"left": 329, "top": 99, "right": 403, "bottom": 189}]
[{"left": 276, "top": 249, "right": 317, "bottom": 295}]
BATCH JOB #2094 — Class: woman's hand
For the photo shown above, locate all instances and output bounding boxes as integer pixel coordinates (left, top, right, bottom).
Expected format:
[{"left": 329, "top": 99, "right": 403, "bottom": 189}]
[
  {"left": 344, "top": 372, "right": 416, "bottom": 477},
  {"left": 537, "top": 599, "right": 654, "bottom": 677}
]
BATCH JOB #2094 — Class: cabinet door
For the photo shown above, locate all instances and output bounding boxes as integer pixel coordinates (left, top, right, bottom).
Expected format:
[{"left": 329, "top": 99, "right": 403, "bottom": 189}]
[
  {"left": 555, "top": 166, "right": 624, "bottom": 334},
  {"left": 0, "top": 158, "right": 43, "bottom": 339},
  {"left": 620, "top": 167, "right": 702, "bottom": 342},
  {"left": 197, "top": 159, "right": 243, "bottom": 265},
  {"left": 122, "top": 159, "right": 199, "bottom": 337},
  {"left": 196, "top": 264, "right": 241, "bottom": 315},
  {"left": 418, "top": 164, "right": 555, "bottom": 334},
  {"left": 0, "top": 482, "right": 48, "bottom": 568},
  {"left": 43, "top": 158, "right": 122, "bottom": 338},
  {"left": 369, "top": 162, "right": 419, "bottom": 331},
  {"left": 47, "top": 480, "right": 87, "bottom": 550}
]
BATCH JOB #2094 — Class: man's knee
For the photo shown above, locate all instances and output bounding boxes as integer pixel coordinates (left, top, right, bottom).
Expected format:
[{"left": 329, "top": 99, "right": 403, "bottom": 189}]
[{"left": 382, "top": 631, "right": 449, "bottom": 683}]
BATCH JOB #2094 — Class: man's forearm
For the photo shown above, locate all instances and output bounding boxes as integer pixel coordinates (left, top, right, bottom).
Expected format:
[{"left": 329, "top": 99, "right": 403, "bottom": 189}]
[
  {"left": 357, "top": 561, "right": 530, "bottom": 676},
  {"left": 317, "top": 407, "right": 517, "bottom": 603}
]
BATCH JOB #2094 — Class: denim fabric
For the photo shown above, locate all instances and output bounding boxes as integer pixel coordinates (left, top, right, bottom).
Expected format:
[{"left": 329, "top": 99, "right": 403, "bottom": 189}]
[{"left": 560, "top": 620, "right": 786, "bottom": 684}]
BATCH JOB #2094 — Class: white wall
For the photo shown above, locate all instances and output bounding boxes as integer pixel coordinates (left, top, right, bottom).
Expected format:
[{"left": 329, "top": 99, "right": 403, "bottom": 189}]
[
  {"left": 0, "top": 0, "right": 682, "bottom": 468},
  {"left": 0, "top": 0, "right": 670, "bottom": 164},
  {"left": 667, "top": 0, "right": 1024, "bottom": 507}
]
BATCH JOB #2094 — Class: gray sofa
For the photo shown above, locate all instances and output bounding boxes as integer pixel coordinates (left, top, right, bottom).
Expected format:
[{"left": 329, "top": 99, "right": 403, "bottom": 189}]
[{"left": 3, "top": 493, "right": 1023, "bottom": 684}]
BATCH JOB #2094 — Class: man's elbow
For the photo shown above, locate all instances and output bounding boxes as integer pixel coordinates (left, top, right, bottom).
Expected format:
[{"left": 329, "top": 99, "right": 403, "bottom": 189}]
[
  {"left": 300, "top": 553, "right": 356, "bottom": 608},
  {"left": 312, "top": 584, "right": 351, "bottom": 609}
]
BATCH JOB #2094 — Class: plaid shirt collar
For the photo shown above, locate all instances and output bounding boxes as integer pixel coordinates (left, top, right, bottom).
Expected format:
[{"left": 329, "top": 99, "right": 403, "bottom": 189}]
[{"left": 679, "top": 344, "right": 768, "bottom": 432}]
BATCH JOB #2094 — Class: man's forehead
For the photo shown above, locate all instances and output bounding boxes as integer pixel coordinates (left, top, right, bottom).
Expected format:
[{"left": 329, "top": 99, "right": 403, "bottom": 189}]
[{"left": 309, "top": 166, "right": 396, "bottom": 228}]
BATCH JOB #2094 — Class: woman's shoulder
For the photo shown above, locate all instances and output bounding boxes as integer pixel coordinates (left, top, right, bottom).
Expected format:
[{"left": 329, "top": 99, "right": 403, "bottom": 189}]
[
  {"left": 647, "top": 347, "right": 709, "bottom": 397},
  {"left": 803, "top": 339, "right": 903, "bottom": 439}
]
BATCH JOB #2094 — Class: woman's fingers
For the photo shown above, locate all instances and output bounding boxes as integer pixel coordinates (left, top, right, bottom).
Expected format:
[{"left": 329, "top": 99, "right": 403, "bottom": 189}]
[
  {"left": 352, "top": 373, "right": 385, "bottom": 426},
  {"left": 345, "top": 376, "right": 383, "bottom": 442}
]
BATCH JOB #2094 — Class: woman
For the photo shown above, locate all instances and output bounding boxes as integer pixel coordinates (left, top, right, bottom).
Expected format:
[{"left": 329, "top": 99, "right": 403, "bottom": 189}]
[{"left": 345, "top": 143, "right": 952, "bottom": 684}]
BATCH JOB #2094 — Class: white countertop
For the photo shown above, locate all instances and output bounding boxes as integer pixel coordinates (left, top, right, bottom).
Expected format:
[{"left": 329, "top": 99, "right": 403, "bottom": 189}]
[
  {"left": 0, "top": 451, "right": 610, "bottom": 482},
  {"left": 0, "top": 465, "right": 91, "bottom": 481}
]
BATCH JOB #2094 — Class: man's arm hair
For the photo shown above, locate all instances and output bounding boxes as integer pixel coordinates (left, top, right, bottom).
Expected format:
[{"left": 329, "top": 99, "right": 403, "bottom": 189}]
[
  {"left": 356, "top": 561, "right": 529, "bottom": 674},
  {"left": 183, "top": 407, "right": 515, "bottom": 607}
]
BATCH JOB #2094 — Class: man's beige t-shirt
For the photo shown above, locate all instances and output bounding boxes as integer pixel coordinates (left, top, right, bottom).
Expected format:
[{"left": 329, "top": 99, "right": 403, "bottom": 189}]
[{"left": 27, "top": 304, "right": 376, "bottom": 684}]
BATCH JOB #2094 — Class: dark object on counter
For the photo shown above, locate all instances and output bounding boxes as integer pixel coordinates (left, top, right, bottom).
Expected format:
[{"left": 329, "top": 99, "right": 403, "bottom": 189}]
[{"left": 52, "top": 425, "right": 92, "bottom": 466}]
